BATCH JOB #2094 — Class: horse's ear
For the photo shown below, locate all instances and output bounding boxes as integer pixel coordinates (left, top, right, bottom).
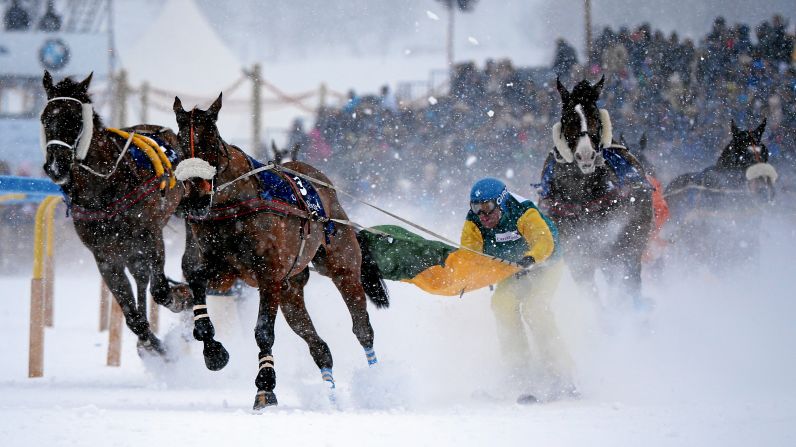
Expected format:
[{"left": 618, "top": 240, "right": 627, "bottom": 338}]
[
  {"left": 208, "top": 92, "right": 222, "bottom": 121},
  {"left": 43, "top": 70, "right": 54, "bottom": 94},
  {"left": 173, "top": 96, "right": 185, "bottom": 114},
  {"left": 270, "top": 140, "right": 281, "bottom": 163},
  {"left": 290, "top": 143, "right": 301, "bottom": 161},
  {"left": 593, "top": 75, "right": 605, "bottom": 98},
  {"left": 753, "top": 118, "right": 767, "bottom": 142},
  {"left": 556, "top": 77, "right": 570, "bottom": 103},
  {"left": 639, "top": 132, "right": 647, "bottom": 150},
  {"left": 77, "top": 72, "right": 93, "bottom": 92}
]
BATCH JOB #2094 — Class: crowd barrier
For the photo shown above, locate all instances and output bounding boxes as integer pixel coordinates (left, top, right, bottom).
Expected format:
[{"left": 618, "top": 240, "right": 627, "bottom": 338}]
[{"left": 0, "top": 176, "right": 151, "bottom": 377}]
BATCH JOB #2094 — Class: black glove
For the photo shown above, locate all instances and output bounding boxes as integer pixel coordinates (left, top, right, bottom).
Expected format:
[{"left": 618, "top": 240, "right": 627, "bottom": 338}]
[{"left": 518, "top": 256, "right": 536, "bottom": 268}]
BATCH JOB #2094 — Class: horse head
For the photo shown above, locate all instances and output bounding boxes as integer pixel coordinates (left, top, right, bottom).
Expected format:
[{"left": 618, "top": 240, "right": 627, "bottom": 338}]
[
  {"left": 172, "top": 93, "right": 229, "bottom": 218},
  {"left": 719, "top": 119, "right": 776, "bottom": 202},
  {"left": 40, "top": 70, "right": 96, "bottom": 185},
  {"left": 552, "top": 76, "right": 613, "bottom": 174}
]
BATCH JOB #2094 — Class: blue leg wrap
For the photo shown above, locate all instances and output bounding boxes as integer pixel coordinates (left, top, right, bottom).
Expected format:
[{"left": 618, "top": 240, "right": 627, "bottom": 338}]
[
  {"left": 365, "top": 347, "right": 378, "bottom": 366},
  {"left": 320, "top": 367, "right": 335, "bottom": 389}
]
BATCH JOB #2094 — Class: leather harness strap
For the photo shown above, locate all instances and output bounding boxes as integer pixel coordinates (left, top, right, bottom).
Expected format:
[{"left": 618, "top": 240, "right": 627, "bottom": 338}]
[{"left": 71, "top": 175, "right": 161, "bottom": 221}]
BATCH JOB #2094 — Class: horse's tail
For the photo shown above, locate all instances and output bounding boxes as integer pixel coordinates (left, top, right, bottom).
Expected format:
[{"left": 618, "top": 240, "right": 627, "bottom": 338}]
[{"left": 356, "top": 231, "right": 390, "bottom": 309}]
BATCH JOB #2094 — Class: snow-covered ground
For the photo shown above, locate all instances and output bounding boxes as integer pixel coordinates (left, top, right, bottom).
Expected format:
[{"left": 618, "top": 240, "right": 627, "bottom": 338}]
[{"left": 1, "top": 209, "right": 795, "bottom": 446}]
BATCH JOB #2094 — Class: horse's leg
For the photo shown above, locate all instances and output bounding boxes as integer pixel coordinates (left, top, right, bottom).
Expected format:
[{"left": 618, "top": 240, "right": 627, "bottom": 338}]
[
  {"left": 95, "top": 256, "right": 159, "bottom": 350},
  {"left": 279, "top": 268, "right": 336, "bottom": 391},
  {"left": 619, "top": 198, "right": 654, "bottom": 309},
  {"left": 184, "top": 254, "right": 229, "bottom": 371},
  {"left": 319, "top": 227, "right": 377, "bottom": 366},
  {"left": 128, "top": 256, "right": 166, "bottom": 355},
  {"left": 253, "top": 277, "right": 281, "bottom": 409},
  {"left": 149, "top": 223, "right": 192, "bottom": 313}
]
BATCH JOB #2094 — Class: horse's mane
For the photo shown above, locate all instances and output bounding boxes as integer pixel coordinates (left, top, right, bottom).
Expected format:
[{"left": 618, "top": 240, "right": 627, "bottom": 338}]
[
  {"left": 561, "top": 80, "right": 601, "bottom": 121},
  {"left": 570, "top": 80, "right": 595, "bottom": 101}
]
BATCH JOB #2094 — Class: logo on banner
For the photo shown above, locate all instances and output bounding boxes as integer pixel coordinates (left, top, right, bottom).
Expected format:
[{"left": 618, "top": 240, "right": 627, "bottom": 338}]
[{"left": 39, "top": 38, "right": 70, "bottom": 71}]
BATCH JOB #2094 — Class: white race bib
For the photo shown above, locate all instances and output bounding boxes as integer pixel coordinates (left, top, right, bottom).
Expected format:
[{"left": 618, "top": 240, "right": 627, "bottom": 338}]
[{"left": 495, "top": 231, "right": 521, "bottom": 243}]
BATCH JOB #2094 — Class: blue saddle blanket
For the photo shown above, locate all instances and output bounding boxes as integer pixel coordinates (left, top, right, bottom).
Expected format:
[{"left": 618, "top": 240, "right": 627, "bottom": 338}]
[
  {"left": 602, "top": 148, "right": 647, "bottom": 187},
  {"left": 247, "top": 156, "right": 329, "bottom": 221},
  {"left": 539, "top": 147, "right": 647, "bottom": 197},
  {"left": 128, "top": 132, "right": 180, "bottom": 170}
]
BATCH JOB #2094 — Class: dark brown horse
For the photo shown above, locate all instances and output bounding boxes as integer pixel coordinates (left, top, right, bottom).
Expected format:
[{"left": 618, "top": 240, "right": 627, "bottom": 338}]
[
  {"left": 172, "top": 93, "right": 388, "bottom": 409},
  {"left": 663, "top": 119, "right": 776, "bottom": 268},
  {"left": 538, "top": 77, "right": 654, "bottom": 308},
  {"left": 40, "top": 71, "right": 192, "bottom": 356}
]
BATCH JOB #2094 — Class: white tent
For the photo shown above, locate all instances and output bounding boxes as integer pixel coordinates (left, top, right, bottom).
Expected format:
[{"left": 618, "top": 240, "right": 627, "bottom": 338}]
[{"left": 117, "top": 0, "right": 250, "bottom": 145}]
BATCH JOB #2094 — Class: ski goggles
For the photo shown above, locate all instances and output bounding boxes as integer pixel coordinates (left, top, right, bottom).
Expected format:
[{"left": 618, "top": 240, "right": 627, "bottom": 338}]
[{"left": 470, "top": 200, "right": 498, "bottom": 215}]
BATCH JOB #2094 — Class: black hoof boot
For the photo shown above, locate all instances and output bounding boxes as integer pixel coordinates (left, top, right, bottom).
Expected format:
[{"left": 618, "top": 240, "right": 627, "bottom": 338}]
[
  {"left": 202, "top": 339, "right": 229, "bottom": 371},
  {"left": 253, "top": 390, "right": 278, "bottom": 410}
]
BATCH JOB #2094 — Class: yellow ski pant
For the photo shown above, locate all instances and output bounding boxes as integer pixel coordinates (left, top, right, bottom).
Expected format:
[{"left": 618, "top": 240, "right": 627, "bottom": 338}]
[{"left": 490, "top": 259, "right": 573, "bottom": 386}]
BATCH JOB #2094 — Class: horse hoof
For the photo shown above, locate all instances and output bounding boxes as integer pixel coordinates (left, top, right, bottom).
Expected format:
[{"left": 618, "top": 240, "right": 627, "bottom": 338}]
[
  {"left": 137, "top": 338, "right": 167, "bottom": 358},
  {"left": 165, "top": 284, "right": 193, "bottom": 313},
  {"left": 516, "top": 393, "right": 540, "bottom": 405},
  {"left": 253, "top": 391, "right": 278, "bottom": 410},
  {"left": 203, "top": 339, "right": 230, "bottom": 371}
]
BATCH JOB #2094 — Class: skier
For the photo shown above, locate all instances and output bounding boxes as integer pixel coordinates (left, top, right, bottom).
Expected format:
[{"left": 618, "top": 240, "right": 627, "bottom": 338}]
[{"left": 461, "top": 178, "right": 577, "bottom": 403}]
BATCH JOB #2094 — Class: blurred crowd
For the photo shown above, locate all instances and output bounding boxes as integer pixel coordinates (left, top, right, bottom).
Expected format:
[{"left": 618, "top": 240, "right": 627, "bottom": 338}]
[{"left": 286, "top": 15, "right": 796, "bottom": 210}]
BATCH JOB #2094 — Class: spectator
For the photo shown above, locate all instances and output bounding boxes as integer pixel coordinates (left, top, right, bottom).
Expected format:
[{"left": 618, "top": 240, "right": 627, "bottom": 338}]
[
  {"left": 379, "top": 85, "right": 397, "bottom": 112},
  {"left": 551, "top": 38, "right": 578, "bottom": 78}
]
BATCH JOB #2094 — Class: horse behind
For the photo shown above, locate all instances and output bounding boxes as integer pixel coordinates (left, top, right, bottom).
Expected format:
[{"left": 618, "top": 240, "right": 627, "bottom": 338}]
[
  {"left": 663, "top": 119, "right": 777, "bottom": 269},
  {"left": 172, "top": 93, "right": 388, "bottom": 409},
  {"left": 40, "top": 71, "right": 193, "bottom": 357},
  {"left": 538, "top": 77, "right": 654, "bottom": 308}
]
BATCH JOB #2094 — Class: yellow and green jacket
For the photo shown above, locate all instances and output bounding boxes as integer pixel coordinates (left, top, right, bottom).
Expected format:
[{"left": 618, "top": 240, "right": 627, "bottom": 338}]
[{"left": 460, "top": 194, "right": 557, "bottom": 264}]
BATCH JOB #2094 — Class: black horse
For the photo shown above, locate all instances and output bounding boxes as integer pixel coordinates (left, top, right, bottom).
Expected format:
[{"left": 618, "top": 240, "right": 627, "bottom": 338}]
[
  {"left": 172, "top": 94, "right": 388, "bottom": 409},
  {"left": 538, "top": 77, "right": 654, "bottom": 307},
  {"left": 663, "top": 119, "right": 776, "bottom": 268},
  {"left": 40, "top": 71, "right": 192, "bottom": 356}
]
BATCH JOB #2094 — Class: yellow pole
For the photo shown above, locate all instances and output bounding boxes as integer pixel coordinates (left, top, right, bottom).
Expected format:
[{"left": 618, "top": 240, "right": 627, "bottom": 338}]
[
  {"left": 43, "top": 198, "right": 59, "bottom": 327},
  {"left": 29, "top": 196, "right": 59, "bottom": 378}
]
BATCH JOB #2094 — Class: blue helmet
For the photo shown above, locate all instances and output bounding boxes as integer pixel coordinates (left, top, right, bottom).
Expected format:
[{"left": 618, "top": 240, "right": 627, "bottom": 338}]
[{"left": 470, "top": 178, "right": 509, "bottom": 210}]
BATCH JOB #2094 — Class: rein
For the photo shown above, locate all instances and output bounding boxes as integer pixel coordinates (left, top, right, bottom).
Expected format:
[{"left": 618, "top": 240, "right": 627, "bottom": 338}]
[
  {"left": 272, "top": 164, "right": 524, "bottom": 269},
  {"left": 187, "top": 158, "right": 523, "bottom": 268},
  {"left": 78, "top": 131, "right": 134, "bottom": 178}
]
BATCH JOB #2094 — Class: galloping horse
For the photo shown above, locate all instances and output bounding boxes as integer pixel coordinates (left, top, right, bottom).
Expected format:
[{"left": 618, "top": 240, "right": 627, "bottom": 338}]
[
  {"left": 664, "top": 119, "right": 776, "bottom": 267},
  {"left": 40, "top": 71, "right": 192, "bottom": 356},
  {"left": 538, "top": 77, "right": 654, "bottom": 306},
  {"left": 172, "top": 94, "right": 388, "bottom": 409}
]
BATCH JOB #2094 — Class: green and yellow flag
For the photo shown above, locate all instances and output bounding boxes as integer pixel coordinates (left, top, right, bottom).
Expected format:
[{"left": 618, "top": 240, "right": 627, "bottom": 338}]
[{"left": 359, "top": 225, "right": 520, "bottom": 296}]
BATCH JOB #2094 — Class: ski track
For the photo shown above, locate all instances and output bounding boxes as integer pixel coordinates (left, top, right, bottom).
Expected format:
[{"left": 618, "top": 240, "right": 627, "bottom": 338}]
[{"left": 0, "top": 213, "right": 795, "bottom": 446}]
